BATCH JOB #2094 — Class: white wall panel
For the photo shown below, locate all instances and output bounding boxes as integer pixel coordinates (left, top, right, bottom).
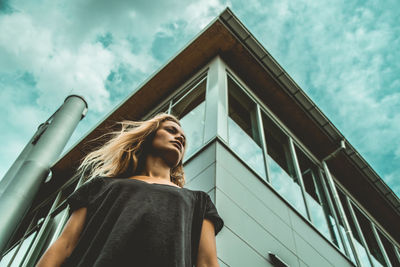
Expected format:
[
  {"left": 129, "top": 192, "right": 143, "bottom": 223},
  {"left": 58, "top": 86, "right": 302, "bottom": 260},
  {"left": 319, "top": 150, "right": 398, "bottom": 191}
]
[
  {"left": 216, "top": 188, "right": 300, "bottom": 266},
  {"left": 216, "top": 227, "right": 271, "bottom": 267}
]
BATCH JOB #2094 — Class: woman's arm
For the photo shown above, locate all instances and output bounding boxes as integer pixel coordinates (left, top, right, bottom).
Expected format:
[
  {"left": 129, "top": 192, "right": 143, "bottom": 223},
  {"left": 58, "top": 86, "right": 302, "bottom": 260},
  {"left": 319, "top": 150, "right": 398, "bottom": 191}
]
[
  {"left": 196, "top": 219, "right": 220, "bottom": 267},
  {"left": 36, "top": 207, "right": 87, "bottom": 267}
]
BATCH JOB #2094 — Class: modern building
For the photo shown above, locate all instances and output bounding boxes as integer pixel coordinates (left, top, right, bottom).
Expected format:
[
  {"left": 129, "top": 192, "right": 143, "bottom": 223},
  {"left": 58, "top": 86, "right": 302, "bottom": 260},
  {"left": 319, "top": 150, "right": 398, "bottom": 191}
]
[{"left": 1, "top": 8, "right": 399, "bottom": 267}]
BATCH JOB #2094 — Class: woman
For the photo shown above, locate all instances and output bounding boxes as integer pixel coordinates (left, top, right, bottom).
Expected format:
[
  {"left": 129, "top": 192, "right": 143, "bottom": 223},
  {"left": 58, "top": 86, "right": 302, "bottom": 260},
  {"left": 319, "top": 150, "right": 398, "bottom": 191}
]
[{"left": 36, "top": 113, "right": 224, "bottom": 267}]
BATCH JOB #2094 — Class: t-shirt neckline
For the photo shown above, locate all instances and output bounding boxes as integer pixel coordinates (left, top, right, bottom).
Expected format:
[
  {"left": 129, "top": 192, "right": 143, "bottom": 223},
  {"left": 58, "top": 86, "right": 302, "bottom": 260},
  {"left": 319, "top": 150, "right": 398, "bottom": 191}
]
[{"left": 128, "top": 177, "right": 182, "bottom": 189}]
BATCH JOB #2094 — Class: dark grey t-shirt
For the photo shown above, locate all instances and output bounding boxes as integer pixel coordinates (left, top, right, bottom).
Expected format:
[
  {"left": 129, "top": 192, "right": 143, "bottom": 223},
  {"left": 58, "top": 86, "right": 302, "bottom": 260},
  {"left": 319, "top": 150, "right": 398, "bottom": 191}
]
[{"left": 62, "top": 177, "right": 224, "bottom": 267}]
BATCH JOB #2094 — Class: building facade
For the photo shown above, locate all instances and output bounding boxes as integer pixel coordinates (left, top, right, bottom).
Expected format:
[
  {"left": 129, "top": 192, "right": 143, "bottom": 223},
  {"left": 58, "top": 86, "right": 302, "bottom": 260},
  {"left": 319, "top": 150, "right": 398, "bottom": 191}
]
[{"left": 1, "top": 8, "right": 400, "bottom": 267}]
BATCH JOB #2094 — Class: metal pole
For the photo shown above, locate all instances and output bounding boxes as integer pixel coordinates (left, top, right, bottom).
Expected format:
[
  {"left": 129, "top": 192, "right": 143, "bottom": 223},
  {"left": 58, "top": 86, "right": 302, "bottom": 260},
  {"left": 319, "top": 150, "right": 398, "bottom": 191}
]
[
  {"left": 371, "top": 223, "right": 392, "bottom": 267},
  {"left": 21, "top": 191, "right": 62, "bottom": 267},
  {"left": 318, "top": 168, "right": 350, "bottom": 256},
  {"left": 0, "top": 136, "right": 34, "bottom": 196},
  {"left": 0, "top": 95, "right": 87, "bottom": 255},
  {"left": 47, "top": 173, "right": 86, "bottom": 248},
  {"left": 322, "top": 161, "right": 363, "bottom": 267},
  {"left": 289, "top": 138, "right": 312, "bottom": 221},
  {"left": 394, "top": 245, "right": 400, "bottom": 264},
  {"left": 346, "top": 197, "right": 374, "bottom": 266},
  {"left": 4, "top": 211, "right": 38, "bottom": 265},
  {"left": 255, "top": 105, "right": 270, "bottom": 183}
]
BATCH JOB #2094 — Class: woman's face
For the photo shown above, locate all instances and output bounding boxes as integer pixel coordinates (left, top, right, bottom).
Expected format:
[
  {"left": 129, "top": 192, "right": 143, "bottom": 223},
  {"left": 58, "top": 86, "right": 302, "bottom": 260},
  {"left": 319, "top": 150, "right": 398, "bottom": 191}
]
[{"left": 150, "top": 120, "right": 186, "bottom": 167}]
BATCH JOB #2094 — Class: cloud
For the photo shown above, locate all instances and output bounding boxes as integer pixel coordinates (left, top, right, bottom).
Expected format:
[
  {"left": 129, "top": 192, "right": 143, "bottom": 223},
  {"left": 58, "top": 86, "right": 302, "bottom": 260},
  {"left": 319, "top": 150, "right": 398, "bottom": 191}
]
[
  {"left": 0, "top": 0, "right": 229, "bottom": 179},
  {"left": 384, "top": 172, "right": 400, "bottom": 198},
  {"left": 0, "top": 13, "right": 52, "bottom": 72},
  {"left": 0, "top": 12, "right": 114, "bottom": 112},
  {"left": 231, "top": 0, "right": 400, "bottom": 194},
  {"left": 1, "top": 0, "right": 397, "bottom": 198}
]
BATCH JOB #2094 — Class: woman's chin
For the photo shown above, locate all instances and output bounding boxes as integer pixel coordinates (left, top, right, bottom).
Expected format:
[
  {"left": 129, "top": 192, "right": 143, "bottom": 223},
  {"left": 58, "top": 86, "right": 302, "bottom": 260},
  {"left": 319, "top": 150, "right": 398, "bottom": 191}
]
[{"left": 163, "top": 151, "right": 182, "bottom": 167}]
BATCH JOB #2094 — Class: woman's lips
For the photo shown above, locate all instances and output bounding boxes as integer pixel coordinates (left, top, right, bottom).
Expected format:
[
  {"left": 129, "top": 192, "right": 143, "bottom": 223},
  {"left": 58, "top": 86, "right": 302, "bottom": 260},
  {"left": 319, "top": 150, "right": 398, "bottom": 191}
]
[{"left": 171, "top": 141, "right": 182, "bottom": 151}]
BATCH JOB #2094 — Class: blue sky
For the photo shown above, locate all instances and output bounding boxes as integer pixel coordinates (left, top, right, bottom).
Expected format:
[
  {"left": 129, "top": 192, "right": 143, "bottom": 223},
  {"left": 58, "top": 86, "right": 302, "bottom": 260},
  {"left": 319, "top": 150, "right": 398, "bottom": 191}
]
[{"left": 0, "top": 0, "right": 399, "bottom": 197}]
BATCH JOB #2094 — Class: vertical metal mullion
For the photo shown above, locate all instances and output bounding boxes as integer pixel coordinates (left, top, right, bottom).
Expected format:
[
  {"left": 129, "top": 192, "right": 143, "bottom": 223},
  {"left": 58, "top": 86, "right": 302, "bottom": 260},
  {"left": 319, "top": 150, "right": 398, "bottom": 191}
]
[
  {"left": 310, "top": 171, "right": 326, "bottom": 211},
  {"left": 318, "top": 168, "right": 350, "bottom": 256},
  {"left": 167, "top": 100, "right": 173, "bottom": 115},
  {"left": 47, "top": 174, "right": 86, "bottom": 248},
  {"left": 371, "top": 224, "right": 392, "bottom": 267},
  {"left": 394, "top": 245, "right": 400, "bottom": 264},
  {"left": 255, "top": 105, "right": 270, "bottom": 183},
  {"left": 288, "top": 138, "right": 312, "bottom": 221},
  {"left": 322, "top": 161, "right": 362, "bottom": 267},
  {"left": 21, "top": 190, "right": 63, "bottom": 267},
  {"left": 4, "top": 242, "right": 21, "bottom": 266},
  {"left": 18, "top": 230, "right": 39, "bottom": 266},
  {"left": 346, "top": 197, "right": 375, "bottom": 267},
  {"left": 47, "top": 210, "right": 69, "bottom": 249},
  {"left": 201, "top": 75, "right": 208, "bottom": 148},
  {"left": 6, "top": 211, "right": 38, "bottom": 267},
  {"left": 310, "top": 170, "right": 336, "bottom": 240}
]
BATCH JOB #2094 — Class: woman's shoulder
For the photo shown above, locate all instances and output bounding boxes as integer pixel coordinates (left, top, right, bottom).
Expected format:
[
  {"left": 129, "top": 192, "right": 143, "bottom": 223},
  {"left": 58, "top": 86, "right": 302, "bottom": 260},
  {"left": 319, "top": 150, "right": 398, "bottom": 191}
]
[{"left": 181, "top": 187, "right": 210, "bottom": 200}]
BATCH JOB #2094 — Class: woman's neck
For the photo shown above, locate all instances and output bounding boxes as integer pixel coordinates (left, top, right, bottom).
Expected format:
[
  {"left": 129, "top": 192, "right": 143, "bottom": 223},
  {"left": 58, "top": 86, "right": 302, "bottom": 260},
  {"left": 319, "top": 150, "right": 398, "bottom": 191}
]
[{"left": 137, "top": 154, "right": 171, "bottom": 182}]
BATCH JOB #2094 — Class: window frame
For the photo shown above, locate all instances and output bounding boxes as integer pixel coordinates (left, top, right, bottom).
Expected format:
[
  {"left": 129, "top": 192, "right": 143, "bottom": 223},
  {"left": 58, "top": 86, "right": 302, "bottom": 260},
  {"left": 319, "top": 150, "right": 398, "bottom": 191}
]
[{"left": 223, "top": 61, "right": 400, "bottom": 266}]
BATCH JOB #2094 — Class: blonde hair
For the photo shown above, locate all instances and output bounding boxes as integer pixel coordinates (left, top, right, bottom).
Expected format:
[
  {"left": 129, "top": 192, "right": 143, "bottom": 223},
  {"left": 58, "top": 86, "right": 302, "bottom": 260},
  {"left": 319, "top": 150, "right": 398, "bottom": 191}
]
[{"left": 77, "top": 113, "right": 186, "bottom": 187}]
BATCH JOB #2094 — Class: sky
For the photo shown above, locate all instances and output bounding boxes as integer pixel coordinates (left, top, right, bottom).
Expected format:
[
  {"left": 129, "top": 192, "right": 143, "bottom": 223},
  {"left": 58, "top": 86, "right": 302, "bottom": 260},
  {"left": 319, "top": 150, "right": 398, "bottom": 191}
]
[{"left": 0, "top": 0, "right": 399, "bottom": 197}]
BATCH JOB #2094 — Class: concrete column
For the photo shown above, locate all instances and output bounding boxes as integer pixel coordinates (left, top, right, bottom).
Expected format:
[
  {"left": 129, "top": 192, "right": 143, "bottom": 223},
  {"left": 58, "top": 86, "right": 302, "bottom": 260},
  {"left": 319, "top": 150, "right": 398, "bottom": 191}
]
[{"left": 204, "top": 56, "right": 228, "bottom": 143}]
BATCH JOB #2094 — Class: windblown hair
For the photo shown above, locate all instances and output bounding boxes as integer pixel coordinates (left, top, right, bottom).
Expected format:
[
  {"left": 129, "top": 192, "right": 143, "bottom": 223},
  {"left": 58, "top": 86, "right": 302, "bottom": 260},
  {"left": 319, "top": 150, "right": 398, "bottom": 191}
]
[{"left": 76, "top": 113, "right": 186, "bottom": 187}]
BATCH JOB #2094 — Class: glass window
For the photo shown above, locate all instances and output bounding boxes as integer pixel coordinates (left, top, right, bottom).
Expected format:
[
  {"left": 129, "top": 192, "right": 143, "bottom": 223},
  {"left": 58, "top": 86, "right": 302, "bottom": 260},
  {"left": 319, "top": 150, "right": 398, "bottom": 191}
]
[
  {"left": 0, "top": 230, "right": 38, "bottom": 267},
  {"left": 7, "top": 213, "right": 36, "bottom": 250},
  {"left": 171, "top": 77, "right": 206, "bottom": 160},
  {"left": 227, "top": 76, "right": 266, "bottom": 179},
  {"left": 337, "top": 220, "right": 357, "bottom": 263},
  {"left": 4, "top": 206, "right": 48, "bottom": 259},
  {"left": 262, "top": 113, "right": 306, "bottom": 216},
  {"left": 295, "top": 146, "right": 343, "bottom": 248},
  {"left": 377, "top": 230, "right": 400, "bottom": 266},
  {"left": 321, "top": 176, "right": 356, "bottom": 260},
  {"left": 396, "top": 247, "right": 400, "bottom": 264},
  {"left": 338, "top": 189, "right": 373, "bottom": 267},
  {"left": 353, "top": 206, "right": 387, "bottom": 267},
  {"left": 0, "top": 244, "right": 18, "bottom": 266}
]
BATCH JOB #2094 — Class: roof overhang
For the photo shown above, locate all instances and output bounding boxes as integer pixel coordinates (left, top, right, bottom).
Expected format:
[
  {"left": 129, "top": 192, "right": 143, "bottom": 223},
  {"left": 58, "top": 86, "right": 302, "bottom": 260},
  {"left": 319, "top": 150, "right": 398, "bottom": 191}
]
[{"left": 38, "top": 8, "right": 399, "bottom": 242}]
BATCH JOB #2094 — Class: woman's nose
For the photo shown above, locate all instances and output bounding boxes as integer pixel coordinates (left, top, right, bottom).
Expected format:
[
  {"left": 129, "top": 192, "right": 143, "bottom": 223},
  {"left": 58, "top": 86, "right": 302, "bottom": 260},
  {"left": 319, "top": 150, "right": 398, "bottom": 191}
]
[{"left": 175, "top": 135, "right": 184, "bottom": 145}]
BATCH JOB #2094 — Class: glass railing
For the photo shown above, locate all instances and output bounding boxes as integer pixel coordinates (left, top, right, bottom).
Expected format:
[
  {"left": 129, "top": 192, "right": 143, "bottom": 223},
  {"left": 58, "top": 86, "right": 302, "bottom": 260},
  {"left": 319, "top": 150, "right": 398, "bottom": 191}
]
[
  {"left": 306, "top": 194, "right": 332, "bottom": 240},
  {"left": 328, "top": 218, "right": 345, "bottom": 253},
  {"left": 267, "top": 155, "right": 307, "bottom": 217},
  {"left": 338, "top": 225, "right": 357, "bottom": 263},
  {"left": 354, "top": 239, "right": 373, "bottom": 267},
  {"left": 0, "top": 231, "right": 37, "bottom": 267},
  {"left": 371, "top": 256, "right": 385, "bottom": 267},
  {"left": 0, "top": 245, "right": 17, "bottom": 266},
  {"left": 228, "top": 118, "right": 266, "bottom": 179},
  {"left": 306, "top": 194, "right": 350, "bottom": 255},
  {"left": 180, "top": 101, "right": 205, "bottom": 160}
]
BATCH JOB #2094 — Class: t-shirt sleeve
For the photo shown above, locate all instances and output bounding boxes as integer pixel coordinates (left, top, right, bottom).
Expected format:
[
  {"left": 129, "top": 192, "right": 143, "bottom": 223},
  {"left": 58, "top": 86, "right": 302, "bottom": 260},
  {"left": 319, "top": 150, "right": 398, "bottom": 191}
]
[
  {"left": 204, "top": 194, "right": 224, "bottom": 235},
  {"left": 66, "top": 177, "right": 104, "bottom": 214}
]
